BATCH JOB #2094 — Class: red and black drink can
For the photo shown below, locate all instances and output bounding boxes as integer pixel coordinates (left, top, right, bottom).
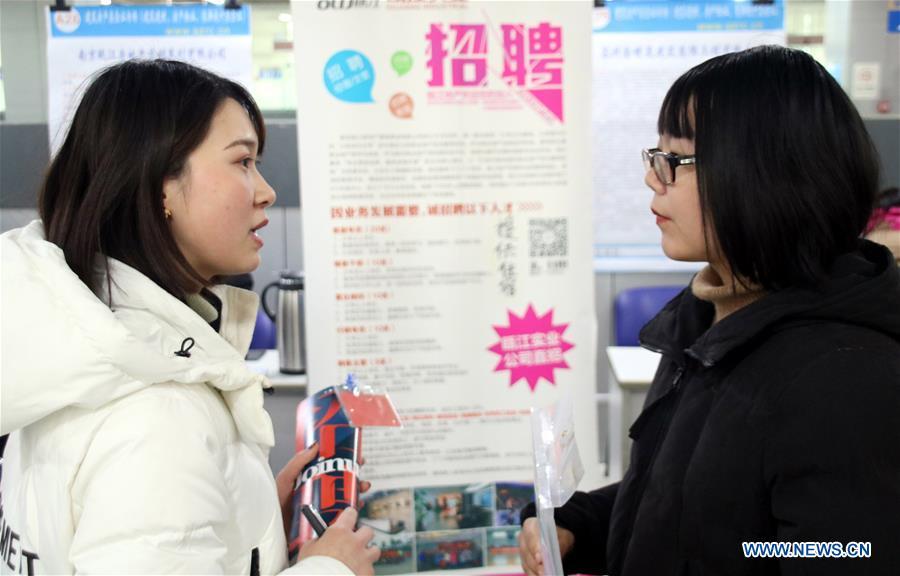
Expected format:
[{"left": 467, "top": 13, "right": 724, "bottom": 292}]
[{"left": 288, "top": 386, "right": 362, "bottom": 562}]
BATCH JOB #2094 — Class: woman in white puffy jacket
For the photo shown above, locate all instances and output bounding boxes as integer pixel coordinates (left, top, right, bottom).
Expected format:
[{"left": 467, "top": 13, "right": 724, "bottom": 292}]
[{"left": 0, "top": 59, "right": 379, "bottom": 575}]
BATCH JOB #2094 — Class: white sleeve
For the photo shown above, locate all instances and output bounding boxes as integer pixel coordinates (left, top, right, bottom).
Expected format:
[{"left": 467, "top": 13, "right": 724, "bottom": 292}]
[{"left": 69, "top": 385, "right": 231, "bottom": 574}]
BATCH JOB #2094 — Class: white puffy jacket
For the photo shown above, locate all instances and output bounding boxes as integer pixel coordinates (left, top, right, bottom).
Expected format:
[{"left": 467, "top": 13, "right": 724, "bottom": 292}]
[{"left": 0, "top": 221, "right": 350, "bottom": 575}]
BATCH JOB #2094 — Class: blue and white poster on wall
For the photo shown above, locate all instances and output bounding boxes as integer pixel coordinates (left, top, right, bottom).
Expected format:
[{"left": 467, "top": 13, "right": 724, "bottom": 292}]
[
  {"left": 889, "top": 0, "right": 900, "bottom": 33},
  {"left": 45, "top": 4, "right": 252, "bottom": 154},
  {"left": 591, "top": 0, "right": 786, "bottom": 271}
]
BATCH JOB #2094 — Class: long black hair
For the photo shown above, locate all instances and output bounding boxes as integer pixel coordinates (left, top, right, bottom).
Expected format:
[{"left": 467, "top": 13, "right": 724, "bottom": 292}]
[
  {"left": 658, "top": 45, "right": 880, "bottom": 290},
  {"left": 39, "top": 59, "right": 266, "bottom": 299}
]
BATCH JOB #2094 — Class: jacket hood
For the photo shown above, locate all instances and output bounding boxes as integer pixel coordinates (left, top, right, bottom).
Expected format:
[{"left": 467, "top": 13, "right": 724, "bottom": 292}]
[
  {"left": 641, "top": 240, "right": 900, "bottom": 367},
  {"left": 1, "top": 221, "right": 274, "bottom": 447}
]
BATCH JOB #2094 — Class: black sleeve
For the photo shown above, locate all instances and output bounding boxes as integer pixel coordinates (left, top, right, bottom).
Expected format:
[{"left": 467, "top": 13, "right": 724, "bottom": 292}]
[{"left": 520, "top": 482, "right": 619, "bottom": 575}]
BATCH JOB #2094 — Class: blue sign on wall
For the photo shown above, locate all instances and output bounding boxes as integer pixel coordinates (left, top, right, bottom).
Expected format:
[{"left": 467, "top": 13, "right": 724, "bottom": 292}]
[
  {"left": 889, "top": 10, "right": 900, "bottom": 34},
  {"left": 49, "top": 5, "right": 250, "bottom": 38},
  {"left": 593, "top": 0, "right": 784, "bottom": 34}
]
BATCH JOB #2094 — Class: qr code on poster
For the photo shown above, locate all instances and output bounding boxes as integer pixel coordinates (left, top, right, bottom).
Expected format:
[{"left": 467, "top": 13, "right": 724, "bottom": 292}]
[{"left": 529, "top": 218, "right": 568, "bottom": 257}]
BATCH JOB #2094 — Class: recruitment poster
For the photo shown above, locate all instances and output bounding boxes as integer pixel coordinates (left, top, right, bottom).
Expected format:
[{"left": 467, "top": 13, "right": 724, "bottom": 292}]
[
  {"left": 592, "top": 0, "right": 786, "bottom": 271},
  {"left": 293, "top": 0, "right": 596, "bottom": 572},
  {"left": 45, "top": 4, "right": 252, "bottom": 154}
]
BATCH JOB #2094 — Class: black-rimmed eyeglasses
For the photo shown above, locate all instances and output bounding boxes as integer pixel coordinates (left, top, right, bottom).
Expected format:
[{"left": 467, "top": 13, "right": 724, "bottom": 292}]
[{"left": 642, "top": 148, "right": 696, "bottom": 185}]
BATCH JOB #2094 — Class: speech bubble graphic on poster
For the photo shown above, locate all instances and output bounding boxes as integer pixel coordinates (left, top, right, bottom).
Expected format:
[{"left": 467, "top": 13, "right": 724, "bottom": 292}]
[
  {"left": 391, "top": 50, "right": 412, "bottom": 76},
  {"left": 323, "top": 50, "right": 375, "bottom": 103},
  {"left": 389, "top": 93, "right": 413, "bottom": 119},
  {"left": 489, "top": 304, "right": 574, "bottom": 392}
]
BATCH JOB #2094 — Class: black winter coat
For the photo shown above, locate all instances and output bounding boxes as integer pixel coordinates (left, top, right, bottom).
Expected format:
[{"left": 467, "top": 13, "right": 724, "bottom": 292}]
[{"left": 528, "top": 242, "right": 900, "bottom": 576}]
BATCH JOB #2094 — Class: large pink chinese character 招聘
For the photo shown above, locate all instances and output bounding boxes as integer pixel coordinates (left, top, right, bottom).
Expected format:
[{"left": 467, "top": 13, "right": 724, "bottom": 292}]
[{"left": 426, "top": 23, "right": 488, "bottom": 87}]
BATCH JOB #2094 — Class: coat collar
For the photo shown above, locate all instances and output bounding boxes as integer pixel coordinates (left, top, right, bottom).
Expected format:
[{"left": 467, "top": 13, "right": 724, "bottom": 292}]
[
  {"left": 640, "top": 241, "right": 900, "bottom": 369},
  {"left": 99, "top": 257, "right": 275, "bottom": 447}
]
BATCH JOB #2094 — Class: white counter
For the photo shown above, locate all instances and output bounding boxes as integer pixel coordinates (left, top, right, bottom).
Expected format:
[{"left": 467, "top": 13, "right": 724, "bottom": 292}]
[{"left": 245, "top": 350, "right": 308, "bottom": 389}]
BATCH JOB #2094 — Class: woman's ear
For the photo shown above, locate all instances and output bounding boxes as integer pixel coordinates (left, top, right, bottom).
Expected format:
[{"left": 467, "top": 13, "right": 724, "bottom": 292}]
[{"left": 162, "top": 176, "right": 182, "bottom": 219}]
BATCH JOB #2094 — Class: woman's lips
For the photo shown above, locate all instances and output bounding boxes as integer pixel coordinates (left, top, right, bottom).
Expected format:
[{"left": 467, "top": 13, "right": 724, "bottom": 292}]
[
  {"left": 252, "top": 218, "right": 269, "bottom": 233},
  {"left": 251, "top": 218, "right": 268, "bottom": 247},
  {"left": 651, "top": 208, "right": 671, "bottom": 224}
]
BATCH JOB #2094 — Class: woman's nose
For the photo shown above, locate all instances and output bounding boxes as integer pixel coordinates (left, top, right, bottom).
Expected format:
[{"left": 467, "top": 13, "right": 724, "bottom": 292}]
[
  {"left": 255, "top": 172, "right": 277, "bottom": 207},
  {"left": 645, "top": 169, "right": 666, "bottom": 195}
]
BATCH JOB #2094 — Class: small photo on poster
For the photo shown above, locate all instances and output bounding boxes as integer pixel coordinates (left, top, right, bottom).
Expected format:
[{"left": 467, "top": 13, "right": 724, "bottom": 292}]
[
  {"left": 415, "top": 529, "right": 485, "bottom": 572},
  {"left": 494, "top": 482, "right": 534, "bottom": 526},
  {"left": 372, "top": 532, "right": 415, "bottom": 576},
  {"left": 415, "top": 483, "right": 493, "bottom": 532},
  {"left": 486, "top": 526, "right": 522, "bottom": 567},
  {"left": 360, "top": 488, "right": 413, "bottom": 534}
]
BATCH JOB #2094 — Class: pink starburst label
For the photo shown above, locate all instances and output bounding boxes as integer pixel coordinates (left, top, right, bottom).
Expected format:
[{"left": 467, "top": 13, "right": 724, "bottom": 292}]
[{"left": 489, "top": 304, "right": 574, "bottom": 391}]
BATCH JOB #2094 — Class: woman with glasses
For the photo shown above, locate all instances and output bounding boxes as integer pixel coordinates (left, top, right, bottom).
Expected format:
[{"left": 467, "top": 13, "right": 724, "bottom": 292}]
[{"left": 519, "top": 45, "right": 900, "bottom": 576}]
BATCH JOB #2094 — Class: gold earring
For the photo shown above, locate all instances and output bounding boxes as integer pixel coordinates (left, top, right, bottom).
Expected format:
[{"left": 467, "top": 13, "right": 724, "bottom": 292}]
[{"left": 164, "top": 207, "right": 173, "bottom": 220}]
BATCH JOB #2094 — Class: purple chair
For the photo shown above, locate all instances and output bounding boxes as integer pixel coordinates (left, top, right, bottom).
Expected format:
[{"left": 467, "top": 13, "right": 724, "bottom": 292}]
[
  {"left": 614, "top": 285, "right": 684, "bottom": 346},
  {"left": 249, "top": 307, "right": 276, "bottom": 350}
]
